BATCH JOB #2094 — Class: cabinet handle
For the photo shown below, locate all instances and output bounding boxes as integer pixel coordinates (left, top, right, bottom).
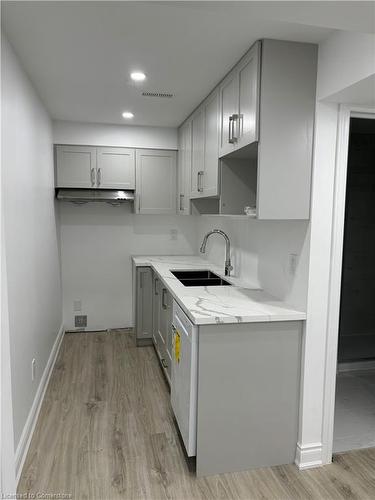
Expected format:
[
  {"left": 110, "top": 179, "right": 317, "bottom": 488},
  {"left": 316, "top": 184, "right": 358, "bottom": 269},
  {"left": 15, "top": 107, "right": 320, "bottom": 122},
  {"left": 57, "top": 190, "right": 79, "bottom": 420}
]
[
  {"left": 180, "top": 194, "right": 184, "bottom": 211},
  {"left": 229, "top": 114, "right": 238, "bottom": 144},
  {"left": 97, "top": 167, "right": 101, "bottom": 186},
  {"left": 198, "top": 171, "right": 204, "bottom": 192},
  {"left": 161, "top": 358, "right": 168, "bottom": 369},
  {"left": 154, "top": 278, "right": 159, "bottom": 295},
  {"left": 239, "top": 113, "right": 244, "bottom": 137},
  {"left": 162, "top": 288, "right": 167, "bottom": 309},
  {"left": 137, "top": 194, "right": 141, "bottom": 212},
  {"left": 90, "top": 167, "right": 96, "bottom": 186},
  {"left": 232, "top": 114, "right": 239, "bottom": 143}
]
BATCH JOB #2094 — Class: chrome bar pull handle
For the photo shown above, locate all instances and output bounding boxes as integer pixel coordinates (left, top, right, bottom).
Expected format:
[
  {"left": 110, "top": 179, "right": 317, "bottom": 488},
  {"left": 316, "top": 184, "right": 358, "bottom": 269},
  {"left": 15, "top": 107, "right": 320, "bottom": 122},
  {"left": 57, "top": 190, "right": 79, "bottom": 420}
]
[
  {"left": 162, "top": 288, "right": 167, "bottom": 310},
  {"left": 90, "top": 167, "right": 96, "bottom": 186},
  {"left": 97, "top": 167, "right": 101, "bottom": 186},
  {"left": 198, "top": 171, "right": 204, "bottom": 192},
  {"left": 232, "top": 114, "right": 239, "bottom": 143},
  {"left": 180, "top": 194, "right": 184, "bottom": 211},
  {"left": 154, "top": 277, "right": 159, "bottom": 295}
]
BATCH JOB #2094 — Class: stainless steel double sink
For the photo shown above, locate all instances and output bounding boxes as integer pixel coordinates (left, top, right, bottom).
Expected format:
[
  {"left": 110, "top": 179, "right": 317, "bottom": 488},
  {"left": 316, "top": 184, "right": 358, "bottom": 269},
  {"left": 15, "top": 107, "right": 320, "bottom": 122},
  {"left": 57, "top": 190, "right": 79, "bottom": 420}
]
[{"left": 171, "top": 270, "right": 232, "bottom": 287}]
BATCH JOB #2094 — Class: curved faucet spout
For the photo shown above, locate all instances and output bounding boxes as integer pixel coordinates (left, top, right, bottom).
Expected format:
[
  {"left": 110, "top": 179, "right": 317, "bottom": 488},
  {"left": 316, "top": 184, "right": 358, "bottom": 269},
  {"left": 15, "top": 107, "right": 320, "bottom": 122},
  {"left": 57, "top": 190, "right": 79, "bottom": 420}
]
[{"left": 199, "top": 229, "right": 233, "bottom": 276}]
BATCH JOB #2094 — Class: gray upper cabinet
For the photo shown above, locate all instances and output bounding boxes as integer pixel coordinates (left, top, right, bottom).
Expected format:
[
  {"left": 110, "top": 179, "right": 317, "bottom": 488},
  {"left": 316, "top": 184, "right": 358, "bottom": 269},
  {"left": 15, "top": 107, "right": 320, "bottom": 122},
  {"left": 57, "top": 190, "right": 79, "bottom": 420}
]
[
  {"left": 178, "top": 39, "right": 317, "bottom": 220},
  {"left": 190, "top": 89, "right": 220, "bottom": 199},
  {"left": 256, "top": 40, "right": 317, "bottom": 220},
  {"left": 190, "top": 108, "right": 205, "bottom": 198},
  {"left": 203, "top": 90, "right": 220, "bottom": 197},
  {"left": 56, "top": 145, "right": 97, "bottom": 188},
  {"left": 219, "top": 70, "right": 239, "bottom": 158},
  {"left": 177, "top": 121, "right": 192, "bottom": 215},
  {"left": 237, "top": 46, "right": 260, "bottom": 150},
  {"left": 219, "top": 42, "right": 260, "bottom": 157},
  {"left": 96, "top": 147, "right": 135, "bottom": 189},
  {"left": 135, "top": 149, "right": 177, "bottom": 214},
  {"left": 56, "top": 145, "right": 135, "bottom": 189}
]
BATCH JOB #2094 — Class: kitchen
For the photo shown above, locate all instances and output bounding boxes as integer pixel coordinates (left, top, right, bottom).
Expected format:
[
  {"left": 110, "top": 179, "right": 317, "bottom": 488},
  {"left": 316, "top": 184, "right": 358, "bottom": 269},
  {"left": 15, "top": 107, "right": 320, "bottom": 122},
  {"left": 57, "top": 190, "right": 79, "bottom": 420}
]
[{"left": 2, "top": 1, "right": 375, "bottom": 498}]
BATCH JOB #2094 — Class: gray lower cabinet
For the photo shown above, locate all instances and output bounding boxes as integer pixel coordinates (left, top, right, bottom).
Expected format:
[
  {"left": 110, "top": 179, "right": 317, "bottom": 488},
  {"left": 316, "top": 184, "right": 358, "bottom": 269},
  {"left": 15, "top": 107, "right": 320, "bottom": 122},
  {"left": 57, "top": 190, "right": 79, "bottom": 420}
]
[
  {"left": 135, "top": 267, "right": 153, "bottom": 345},
  {"left": 196, "top": 321, "right": 302, "bottom": 476},
  {"left": 157, "top": 286, "right": 172, "bottom": 382},
  {"left": 151, "top": 272, "right": 172, "bottom": 383},
  {"left": 152, "top": 272, "right": 161, "bottom": 350}
]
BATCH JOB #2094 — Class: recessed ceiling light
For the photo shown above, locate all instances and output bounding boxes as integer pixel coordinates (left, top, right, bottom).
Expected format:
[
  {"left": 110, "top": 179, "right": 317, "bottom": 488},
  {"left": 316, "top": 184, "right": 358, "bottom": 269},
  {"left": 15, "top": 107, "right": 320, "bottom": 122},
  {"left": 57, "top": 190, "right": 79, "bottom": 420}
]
[
  {"left": 122, "top": 111, "right": 134, "bottom": 119},
  {"left": 130, "top": 71, "right": 146, "bottom": 82}
]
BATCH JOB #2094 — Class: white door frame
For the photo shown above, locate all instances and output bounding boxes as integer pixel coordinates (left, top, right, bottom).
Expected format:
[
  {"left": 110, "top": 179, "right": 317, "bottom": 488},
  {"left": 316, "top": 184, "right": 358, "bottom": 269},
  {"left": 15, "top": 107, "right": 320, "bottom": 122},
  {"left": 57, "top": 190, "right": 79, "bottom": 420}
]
[{"left": 322, "top": 105, "right": 375, "bottom": 463}]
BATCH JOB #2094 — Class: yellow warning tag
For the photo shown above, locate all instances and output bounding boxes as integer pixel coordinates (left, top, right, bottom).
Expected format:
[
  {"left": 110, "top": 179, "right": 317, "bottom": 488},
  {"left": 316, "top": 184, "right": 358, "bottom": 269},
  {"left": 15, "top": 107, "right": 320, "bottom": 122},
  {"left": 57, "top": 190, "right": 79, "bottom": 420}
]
[{"left": 175, "top": 330, "right": 181, "bottom": 363}]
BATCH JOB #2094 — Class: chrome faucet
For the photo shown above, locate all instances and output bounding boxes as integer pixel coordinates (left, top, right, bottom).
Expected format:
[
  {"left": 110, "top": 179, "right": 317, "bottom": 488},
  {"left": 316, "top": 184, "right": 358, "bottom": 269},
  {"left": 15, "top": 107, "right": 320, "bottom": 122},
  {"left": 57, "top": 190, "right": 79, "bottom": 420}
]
[{"left": 200, "top": 229, "right": 233, "bottom": 276}]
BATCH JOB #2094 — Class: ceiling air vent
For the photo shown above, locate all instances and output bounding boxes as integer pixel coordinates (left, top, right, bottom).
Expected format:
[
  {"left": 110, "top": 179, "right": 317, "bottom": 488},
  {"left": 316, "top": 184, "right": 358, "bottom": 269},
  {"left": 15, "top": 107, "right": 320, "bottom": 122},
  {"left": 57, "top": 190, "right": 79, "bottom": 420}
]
[{"left": 142, "top": 91, "right": 174, "bottom": 98}]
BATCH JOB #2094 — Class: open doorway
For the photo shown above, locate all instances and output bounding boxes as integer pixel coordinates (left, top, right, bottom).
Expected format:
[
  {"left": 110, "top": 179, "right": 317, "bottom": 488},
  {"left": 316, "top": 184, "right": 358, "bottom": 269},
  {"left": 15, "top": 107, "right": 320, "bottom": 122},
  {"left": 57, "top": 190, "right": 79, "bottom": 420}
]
[{"left": 333, "top": 117, "right": 375, "bottom": 453}]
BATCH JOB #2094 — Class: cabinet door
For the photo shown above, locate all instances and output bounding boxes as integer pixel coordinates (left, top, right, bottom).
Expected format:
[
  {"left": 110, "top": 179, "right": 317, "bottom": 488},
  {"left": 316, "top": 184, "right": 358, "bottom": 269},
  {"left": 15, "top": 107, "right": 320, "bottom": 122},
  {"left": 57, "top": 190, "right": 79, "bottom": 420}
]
[
  {"left": 203, "top": 90, "right": 219, "bottom": 197},
  {"left": 190, "top": 109, "right": 205, "bottom": 198},
  {"left": 219, "top": 71, "right": 238, "bottom": 158},
  {"left": 159, "top": 287, "right": 172, "bottom": 381},
  {"left": 237, "top": 42, "right": 260, "bottom": 149},
  {"left": 56, "top": 145, "right": 96, "bottom": 188},
  {"left": 136, "top": 149, "right": 177, "bottom": 214},
  {"left": 177, "top": 121, "right": 192, "bottom": 214},
  {"left": 136, "top": 267, "right": 153, "bottom": 341},
  {"left": 152, "top": 274, "right": 161, "bottom": 350},
  {"left": 96, "top": 147, "right": 135, "bottom": 189}
]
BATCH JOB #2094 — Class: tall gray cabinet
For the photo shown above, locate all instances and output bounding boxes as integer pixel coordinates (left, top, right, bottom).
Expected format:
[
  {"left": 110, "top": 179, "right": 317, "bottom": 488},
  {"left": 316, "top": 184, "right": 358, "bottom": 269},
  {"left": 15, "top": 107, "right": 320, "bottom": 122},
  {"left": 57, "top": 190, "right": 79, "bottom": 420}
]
[{"left": 135, "top": 267, "right": 153, "bottom": 345}]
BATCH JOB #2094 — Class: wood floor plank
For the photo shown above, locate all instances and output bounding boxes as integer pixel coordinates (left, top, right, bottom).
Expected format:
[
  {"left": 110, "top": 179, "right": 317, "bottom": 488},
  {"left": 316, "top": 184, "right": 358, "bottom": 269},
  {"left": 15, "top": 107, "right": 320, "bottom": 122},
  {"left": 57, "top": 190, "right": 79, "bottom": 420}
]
[{"left": 18, "top": 330, "right": 375, "bottom": 499}]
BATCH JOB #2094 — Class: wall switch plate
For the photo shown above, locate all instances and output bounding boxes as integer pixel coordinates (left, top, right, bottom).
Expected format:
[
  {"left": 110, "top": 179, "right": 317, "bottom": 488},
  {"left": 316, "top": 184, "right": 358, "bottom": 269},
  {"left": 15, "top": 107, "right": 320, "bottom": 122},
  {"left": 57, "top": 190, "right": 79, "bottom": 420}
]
[
  {"left": 75, "top": 315, "right": 87, "bottom": 328},
  {"left": 31, "top": 358, "right": 36, "bottom": 381},
  {"left": 170, "top": 229, "right": 178, "bottom": 240}
]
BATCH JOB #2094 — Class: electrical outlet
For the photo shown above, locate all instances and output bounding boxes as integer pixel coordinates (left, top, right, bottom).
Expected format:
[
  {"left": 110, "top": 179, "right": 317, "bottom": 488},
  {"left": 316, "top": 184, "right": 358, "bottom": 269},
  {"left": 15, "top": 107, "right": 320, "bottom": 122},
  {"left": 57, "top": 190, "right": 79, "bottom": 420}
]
[
  {"left": 75, "top": 315, "right": 87, "bottom": 328},
  {"left": 31, "top": 358, "right": 36, "bottom": 381},
  {"left": 170, "top": 229, "right": 178, "bottom": 240},
  {"left": 288, "top": 253, "right": 298, "bottom": 276},
  {"left": 73, "top": 300, "right": 82, "bottom": 312}
]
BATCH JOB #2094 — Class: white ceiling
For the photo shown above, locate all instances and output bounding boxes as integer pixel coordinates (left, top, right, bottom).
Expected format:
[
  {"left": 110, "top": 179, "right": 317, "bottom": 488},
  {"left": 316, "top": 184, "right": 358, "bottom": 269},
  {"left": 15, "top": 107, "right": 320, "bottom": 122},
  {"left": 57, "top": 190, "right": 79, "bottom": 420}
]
[{"left": 2, "top": 1, "right": 374, "bottom": 127}]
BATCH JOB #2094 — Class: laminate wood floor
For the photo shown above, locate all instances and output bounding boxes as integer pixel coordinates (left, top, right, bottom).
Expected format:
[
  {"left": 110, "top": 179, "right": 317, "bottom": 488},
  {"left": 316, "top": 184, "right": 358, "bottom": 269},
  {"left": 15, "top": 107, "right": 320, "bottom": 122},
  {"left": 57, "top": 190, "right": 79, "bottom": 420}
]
[{"left": 19, "top": 330, "right": 375, "bottom": 499}]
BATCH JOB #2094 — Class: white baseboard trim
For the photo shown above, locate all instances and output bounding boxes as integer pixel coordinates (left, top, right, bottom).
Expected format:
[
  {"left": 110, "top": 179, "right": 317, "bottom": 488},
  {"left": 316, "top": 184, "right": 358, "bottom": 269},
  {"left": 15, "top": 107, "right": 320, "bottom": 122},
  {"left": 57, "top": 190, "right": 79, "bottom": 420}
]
[
  {"left": 295, "top": 442, "right": 323, "bottom": 470},
  {"left": 338, "top": 360, "right": 375, "bottom": 372},
  {"left": 15, "top": 323, "right": 65, "bottom": 484}
]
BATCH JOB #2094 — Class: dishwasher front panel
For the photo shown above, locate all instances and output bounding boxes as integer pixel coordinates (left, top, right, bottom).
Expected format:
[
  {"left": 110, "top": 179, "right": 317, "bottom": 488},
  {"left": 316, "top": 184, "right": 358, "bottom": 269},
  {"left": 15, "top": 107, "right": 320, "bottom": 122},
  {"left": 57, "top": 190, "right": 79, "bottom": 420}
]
[{"left": 171, "top": 300, "right": 198, "bottom": 456}]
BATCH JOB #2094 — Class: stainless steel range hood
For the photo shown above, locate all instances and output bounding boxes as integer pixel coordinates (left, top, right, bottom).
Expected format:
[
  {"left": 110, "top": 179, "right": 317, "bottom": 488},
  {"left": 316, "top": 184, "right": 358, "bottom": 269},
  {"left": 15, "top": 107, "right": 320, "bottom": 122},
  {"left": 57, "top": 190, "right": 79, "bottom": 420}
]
[{"left": 56, "top": 189, "right": 135, "bottom": 205}]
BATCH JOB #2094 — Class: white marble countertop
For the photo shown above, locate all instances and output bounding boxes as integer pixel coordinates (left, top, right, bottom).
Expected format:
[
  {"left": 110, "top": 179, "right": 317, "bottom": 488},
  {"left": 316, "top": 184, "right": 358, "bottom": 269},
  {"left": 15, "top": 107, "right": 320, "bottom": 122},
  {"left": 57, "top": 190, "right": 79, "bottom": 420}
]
[{"left": 132, "top": 255, "right": 306, "bottom": 326}]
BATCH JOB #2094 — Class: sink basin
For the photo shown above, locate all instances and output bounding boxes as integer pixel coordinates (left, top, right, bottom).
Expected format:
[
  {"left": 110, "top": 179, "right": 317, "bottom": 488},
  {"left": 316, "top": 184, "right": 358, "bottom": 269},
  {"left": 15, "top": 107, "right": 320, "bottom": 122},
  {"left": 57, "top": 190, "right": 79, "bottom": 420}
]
[{"left": 171, "top": 270, "right": 232, "bottom": 287}]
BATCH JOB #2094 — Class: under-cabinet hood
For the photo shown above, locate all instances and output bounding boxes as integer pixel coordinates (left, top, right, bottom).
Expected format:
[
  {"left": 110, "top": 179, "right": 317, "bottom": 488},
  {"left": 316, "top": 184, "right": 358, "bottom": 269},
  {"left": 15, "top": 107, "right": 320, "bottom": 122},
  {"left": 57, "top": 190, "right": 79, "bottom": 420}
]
[{"left": 56, "top": 188, "right": 135, "bottom": 204}]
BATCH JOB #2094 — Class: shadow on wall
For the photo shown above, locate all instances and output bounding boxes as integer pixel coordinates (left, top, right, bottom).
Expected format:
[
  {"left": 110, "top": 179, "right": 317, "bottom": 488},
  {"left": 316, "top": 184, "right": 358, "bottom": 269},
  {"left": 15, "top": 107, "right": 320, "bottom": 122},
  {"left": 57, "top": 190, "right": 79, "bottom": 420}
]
[{"left": 197, "top": 217, "right": 310, "bottom": 311}]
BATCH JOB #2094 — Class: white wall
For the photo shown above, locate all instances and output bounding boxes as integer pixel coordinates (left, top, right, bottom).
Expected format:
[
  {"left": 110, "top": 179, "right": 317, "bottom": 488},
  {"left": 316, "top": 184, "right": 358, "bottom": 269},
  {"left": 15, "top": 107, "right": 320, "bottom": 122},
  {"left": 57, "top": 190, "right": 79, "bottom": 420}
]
[
  {"left": 60, "top": 203, "right": 197, "bottom": 330},
  {"left": 53, "top": 120, "right": 177, "bottom": 150},
  {"left": 2, "top": 37, "right": 63, "bottom": 450},
  {"left": 197, "top": 217, "right": 310, "bottom": 311},
  {"left": 297, "top": 29, "right": 375, "bottom": 469},
  {"left": 317, "top": 31, "right": 375, "bottom": 101}
]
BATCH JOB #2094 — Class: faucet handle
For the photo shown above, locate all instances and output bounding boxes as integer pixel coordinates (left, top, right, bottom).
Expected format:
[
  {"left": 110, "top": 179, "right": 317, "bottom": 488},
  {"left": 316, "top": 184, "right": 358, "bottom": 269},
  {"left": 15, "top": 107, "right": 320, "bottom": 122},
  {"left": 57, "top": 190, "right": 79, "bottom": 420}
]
[{"left": 225, "top": 263, "right": 233, "bottom": 276}]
